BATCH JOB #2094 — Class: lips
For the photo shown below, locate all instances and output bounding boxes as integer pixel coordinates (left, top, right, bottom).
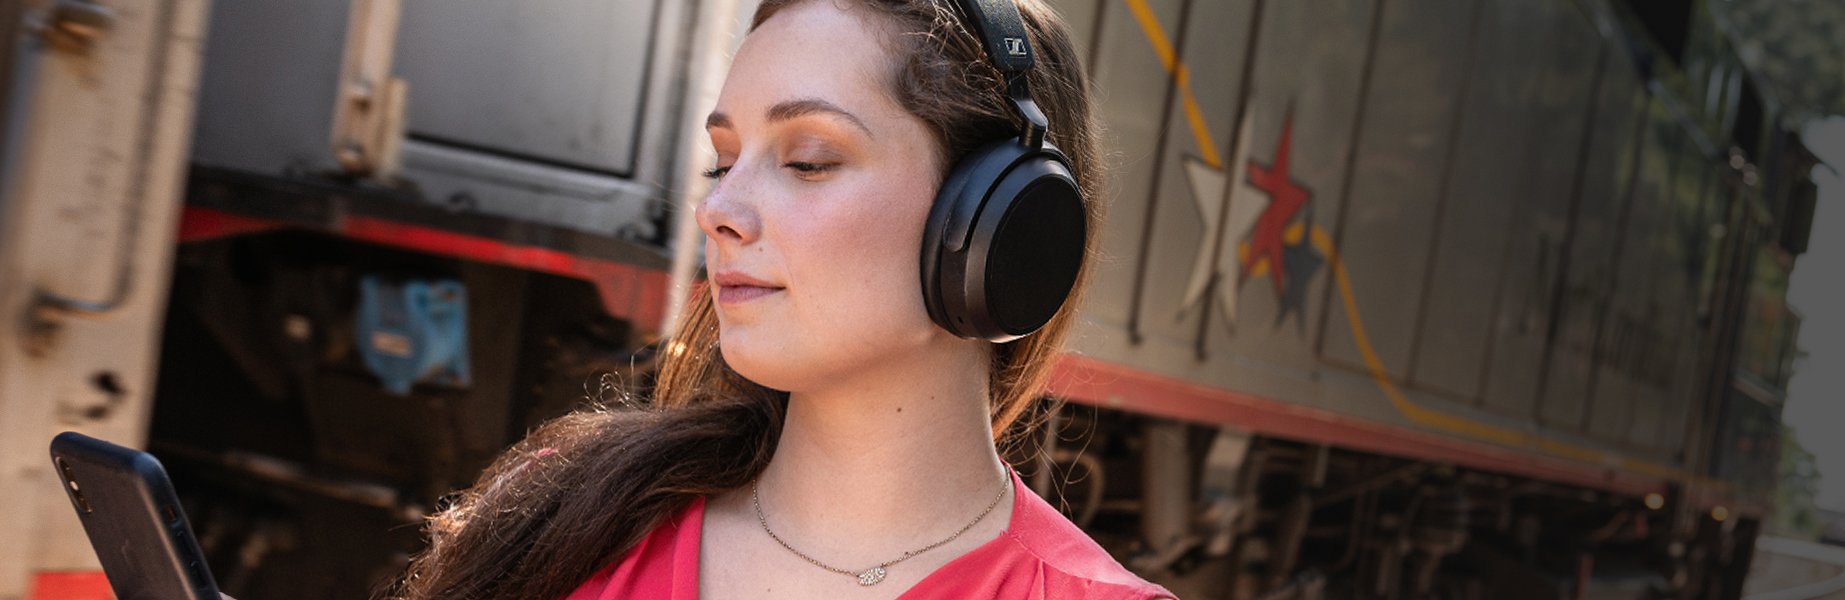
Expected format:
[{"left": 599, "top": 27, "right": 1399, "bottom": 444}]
[{"left": 711, "top": 270, "right": 784, "bottom": 305}]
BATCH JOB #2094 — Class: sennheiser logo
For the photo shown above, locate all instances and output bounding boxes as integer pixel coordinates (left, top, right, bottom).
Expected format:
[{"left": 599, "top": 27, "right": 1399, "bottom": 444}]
[{"left": 1004, "top": 37, "right": 1027, "bottom": 56}]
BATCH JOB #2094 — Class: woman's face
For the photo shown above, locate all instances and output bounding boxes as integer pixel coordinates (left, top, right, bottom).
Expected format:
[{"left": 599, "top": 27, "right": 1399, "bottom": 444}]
[{"left": 698, "top": 1, "right": 953, "bottom": 393}]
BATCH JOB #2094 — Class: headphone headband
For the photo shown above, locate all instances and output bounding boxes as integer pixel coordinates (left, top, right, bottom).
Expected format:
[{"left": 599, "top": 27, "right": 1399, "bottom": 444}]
[
  {"left": 952, "top": 0, "right": 1048, "bottom": 149},
  {"left": 952, "top": 0, "right": 1034, "bottom": 76}
]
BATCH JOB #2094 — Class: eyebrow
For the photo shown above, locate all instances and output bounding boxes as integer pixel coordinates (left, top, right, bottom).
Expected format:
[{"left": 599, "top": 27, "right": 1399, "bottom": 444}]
[{"left": 705, "top": 98, "right": 874, "bottom": 137}]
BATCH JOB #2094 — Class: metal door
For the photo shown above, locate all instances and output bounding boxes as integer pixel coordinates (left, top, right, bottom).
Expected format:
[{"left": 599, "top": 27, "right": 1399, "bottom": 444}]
[{"left": 0, "top": 0, "right": 210, "bottom": 596}]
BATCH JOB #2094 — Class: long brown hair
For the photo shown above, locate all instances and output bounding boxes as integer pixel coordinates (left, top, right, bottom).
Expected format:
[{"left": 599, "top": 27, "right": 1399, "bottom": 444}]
[{"left": 390, "top": 1, "right": 1101, "bottom": 598}]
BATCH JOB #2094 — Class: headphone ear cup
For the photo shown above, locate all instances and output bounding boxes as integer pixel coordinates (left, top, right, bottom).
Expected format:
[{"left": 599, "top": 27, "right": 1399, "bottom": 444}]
[
  {"left": 922, "top": 140, "right": 1085, "bottom": 341},
  {"left": 977, "top": 162, "right": 1084, "bottom": 337},
  {"left": 919, "top": 144, "right": 998, "bottom": 337}
]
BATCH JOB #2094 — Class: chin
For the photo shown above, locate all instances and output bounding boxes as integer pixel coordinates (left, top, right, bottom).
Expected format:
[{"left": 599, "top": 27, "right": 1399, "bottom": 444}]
[
  {"left": 713, "top": 310, "right": 955, "bottom": 393},
  {"left": 716, "top": 331, "right": 908, "bottom": 394},
  {"left": 716, "top": 332, "right": 801, "bottom": 393}
]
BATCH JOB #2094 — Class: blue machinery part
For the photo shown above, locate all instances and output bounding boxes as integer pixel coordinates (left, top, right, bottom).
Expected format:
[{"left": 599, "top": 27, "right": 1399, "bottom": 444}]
[{"left": 356, "top": 276, "right": 471, "bottom": 395}]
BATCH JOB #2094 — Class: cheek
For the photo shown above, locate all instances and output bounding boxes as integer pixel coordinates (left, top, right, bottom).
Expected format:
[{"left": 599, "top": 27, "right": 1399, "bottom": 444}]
[{"left": 786, "top": 177, "right": 936, "bottom": 321}]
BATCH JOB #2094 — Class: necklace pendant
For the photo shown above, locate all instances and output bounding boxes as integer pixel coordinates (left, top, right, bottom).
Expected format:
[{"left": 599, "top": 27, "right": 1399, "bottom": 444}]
[{"left": 856, "top": 566, "right": 887, "bottom": 586}]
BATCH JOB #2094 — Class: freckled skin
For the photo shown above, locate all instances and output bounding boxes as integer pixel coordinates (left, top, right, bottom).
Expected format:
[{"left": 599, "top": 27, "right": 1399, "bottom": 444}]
[{"left": 697, "top": 2, "right": 957, "bottom": 394}]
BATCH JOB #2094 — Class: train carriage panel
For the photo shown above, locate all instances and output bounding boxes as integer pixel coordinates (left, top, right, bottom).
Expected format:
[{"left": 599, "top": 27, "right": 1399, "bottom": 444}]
[
  {"left": 1033, "top": 0, "right": 1719, "bottom": 480},
  {"left": 1071, "top": 0, "right": 1186, "bottom": 333},
  {"left": 191, "top": 0, "right": 351, "bottom": 176},
  {"left": 1588, "top": 105, "right": 1676, "bottom": 441},
  {"left": 395, "top": 0, "right": 660, "bottom": 176},
  {"left": 390, "top": 0, "right": 669, "bottom": 238},
  {"left": 1618, "top": 139, "right": 1688, "bottom": 450},
  {"left": 1634, "top": 141, "right": 1717, "bottom": 448},
  {"left": 1402, "top": 0, "right": 1579, "bottom": 406},
  {"left": 1657, "top": 166, "right": 1727, "bottom": 450},
  {"left": 938, "top": 5, "right": 1800, "bottom": 553},
  {"left": 1046, "top": 0, "right": 1104, "bottom": 66},
  {"left": 1657, "top": 315, "right": 1702, "bottom": 451},
  {"left": 1082, "top": 0, "right": 1259, "bottom": 372},
  {"left": 1634, "top": 120, "right": 1700, "bottom": 450},
  {"left": 1735, "top": 251, "right": 1797, "bottom": 391},
  {"left": 1478, "top": 1, "right": 1601, "bottom": 418},
  {"left": 1052, "top": 0, "right": 1702, "bottom": 477},
  {"left": 1538, "top": 54, "right": 1648, "bottom": 430},
  {"left": 1695, "top": 166, "right": 1731, "bottom": 319},
  {"left": 1074, "top": 0, "right": 1381, "bottom": 406},
  {"left": 190, "top": 0, "right": 680, "bottom": 240},
  {"left": 1212, "top": 0, "right": 1375, "bottom": 381},
  {"left": 1409, "top": 0, "right": 1555, "bottom": 403},
  {"left": 1313, "top": 0, "right": 1475, "bottom": 385},
  {"left": 1713, "top": 253, "right": 1799, "bottom": 500}
]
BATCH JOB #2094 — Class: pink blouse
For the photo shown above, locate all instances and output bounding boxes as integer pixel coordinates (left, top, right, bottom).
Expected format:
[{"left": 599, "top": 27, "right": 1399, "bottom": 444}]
[{"left": 564, "top": 471, "right": 1175, "bottom": 599}]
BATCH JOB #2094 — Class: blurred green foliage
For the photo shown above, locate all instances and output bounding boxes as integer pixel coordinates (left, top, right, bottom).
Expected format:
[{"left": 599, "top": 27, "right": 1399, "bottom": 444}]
[{"left": 1711, "top": 0, "right": 1845, "bottom": 123}]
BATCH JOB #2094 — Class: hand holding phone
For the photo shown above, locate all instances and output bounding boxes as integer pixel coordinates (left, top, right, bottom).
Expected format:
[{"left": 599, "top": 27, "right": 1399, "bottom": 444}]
[{"left": 49, "top": 431, "right": 221, "bottom": 600}]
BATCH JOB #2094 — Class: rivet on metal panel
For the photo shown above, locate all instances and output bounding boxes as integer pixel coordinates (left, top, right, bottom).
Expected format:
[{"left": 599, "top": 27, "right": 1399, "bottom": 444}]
[
  {"left": 349, "top": 80, "right": 375, "bottom": 108},
  {"left": 336, "top": 141, "right": 368, "bottom": 173},
  {"left": 42, "top": 0, "right": 114, "bottom": 51},
  {"left": 21, "top": 303, "right": 62, "bottom": 357}
]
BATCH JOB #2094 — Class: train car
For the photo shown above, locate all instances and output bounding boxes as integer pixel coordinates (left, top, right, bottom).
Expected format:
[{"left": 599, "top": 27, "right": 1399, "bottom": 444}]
[
  {"left": 0, "top": 0, "right": 1817, "bottom": 598},
  {"left": 1044, "top": 0, "right": 1814, "bottom": 597}
]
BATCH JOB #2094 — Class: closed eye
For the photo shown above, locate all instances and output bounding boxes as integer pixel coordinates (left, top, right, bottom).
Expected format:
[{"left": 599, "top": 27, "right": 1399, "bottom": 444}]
[{"left": 784, "top": 161, "right": 837, "bottom": 177}]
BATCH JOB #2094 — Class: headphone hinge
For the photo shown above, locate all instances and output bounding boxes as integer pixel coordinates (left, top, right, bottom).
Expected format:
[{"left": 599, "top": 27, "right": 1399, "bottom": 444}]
[{"left": 1011, "top": 93, "right": 1048, "bottom": 150}]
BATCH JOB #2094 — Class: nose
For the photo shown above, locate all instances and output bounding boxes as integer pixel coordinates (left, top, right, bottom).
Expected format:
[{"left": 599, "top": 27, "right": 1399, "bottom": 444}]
[{"left": 695, "top": 174, "right": 761, "bottom": 245}]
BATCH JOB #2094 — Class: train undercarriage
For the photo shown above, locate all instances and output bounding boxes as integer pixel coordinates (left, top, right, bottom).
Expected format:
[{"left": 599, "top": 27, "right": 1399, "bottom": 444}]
[{"left": 1022, "top": 406, "right": 1759, "bottom": 600}]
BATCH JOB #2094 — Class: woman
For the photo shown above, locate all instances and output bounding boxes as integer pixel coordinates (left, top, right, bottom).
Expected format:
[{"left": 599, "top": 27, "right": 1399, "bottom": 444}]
[{"left": 393, "top": 0, "right": 1172, "bottom": 598}]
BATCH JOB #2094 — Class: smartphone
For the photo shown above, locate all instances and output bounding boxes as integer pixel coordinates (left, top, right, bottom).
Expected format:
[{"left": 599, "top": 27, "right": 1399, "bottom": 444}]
[{"left": 49, "top": 431, "right": 221, "bottom": 600}]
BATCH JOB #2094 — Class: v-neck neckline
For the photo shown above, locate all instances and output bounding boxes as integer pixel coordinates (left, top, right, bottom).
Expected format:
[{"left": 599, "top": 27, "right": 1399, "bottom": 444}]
[{"left": 691, "top": 470, "right": 1030, "bottom": 599}]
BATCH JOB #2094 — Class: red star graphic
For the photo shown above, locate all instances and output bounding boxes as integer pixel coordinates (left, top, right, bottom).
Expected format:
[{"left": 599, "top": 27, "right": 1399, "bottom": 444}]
[{"left": 1241, "top": 109, "right": 1309, "bottom": 291}]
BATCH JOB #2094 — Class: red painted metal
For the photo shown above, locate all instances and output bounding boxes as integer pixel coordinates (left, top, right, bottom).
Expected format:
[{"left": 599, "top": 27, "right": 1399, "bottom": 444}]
[
  {"left": 342, "top": 216, "right": 669, "bottom": 329},
  {"left": 29, "top": 572, "right": 112, "bottom": 600},
  {"left": 176, "top": 206, "right": 284, "bottom": 242},
  {"left": 1047, "top": 354, "right": 1672, "bottom": 498},
  {"left": 177, "top": 206, "right": 670, "bottom": 329}
]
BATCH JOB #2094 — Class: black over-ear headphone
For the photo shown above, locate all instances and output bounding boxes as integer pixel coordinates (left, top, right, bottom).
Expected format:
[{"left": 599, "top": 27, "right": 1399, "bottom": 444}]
[{"left": 921, "top": 0, "right": 1087, "bottom": 342}]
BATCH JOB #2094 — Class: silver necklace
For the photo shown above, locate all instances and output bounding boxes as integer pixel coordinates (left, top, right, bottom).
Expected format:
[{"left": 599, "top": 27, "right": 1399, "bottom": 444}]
[{"left": 750, "top": 466, "right": 1012, "bottom": 586}]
